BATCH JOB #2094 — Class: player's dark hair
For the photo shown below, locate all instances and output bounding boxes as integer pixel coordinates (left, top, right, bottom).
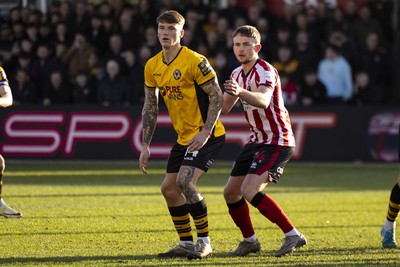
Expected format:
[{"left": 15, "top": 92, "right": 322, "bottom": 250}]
[
  {"left": 232, "top": 25, "right": 261, "bottom": 45},
  {"left": 156, "top": 10, "right": 185, "bottom": 26}
]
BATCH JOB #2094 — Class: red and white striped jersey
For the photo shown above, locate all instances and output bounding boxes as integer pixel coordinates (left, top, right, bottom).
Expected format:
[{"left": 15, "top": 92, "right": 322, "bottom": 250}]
[{"left": 231, "top": 59, "right": 295, "bottom": 147}]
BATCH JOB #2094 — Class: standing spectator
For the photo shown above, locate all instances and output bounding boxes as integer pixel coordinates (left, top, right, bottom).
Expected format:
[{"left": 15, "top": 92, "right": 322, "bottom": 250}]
[
  {"left": 122, "top": 50, "right": 142, "bottom": 104},
  {"left": 143, "top": 26, "right": 161, "bottom": 56},
  {"left": 54, "top": 22, "right": 70, "bottom": 45},
  {"left": 25, "top": 23, "right": 39, "bottom": 47},
  {"left": 37, "top": 22, "right": 54, "bottom": 44},
  {"left": 327, "top": 28, "right": 359, "bottom": 74},
  {"left": 9, "top": 68, "right": 37, "bottom": 105},
  {"left": 317, "top": 44, "right": 353, "bottom": 104},
  {"left": 221, "top": 25, "right": 306, "bottom": 258},
  {"left": 87, "top": 14, "right": 109, "bottom": 58},
  {"left": 116, "top": 10, "right": 141, "bottom": 52},
  {"left": 219, "top": 0, "right": 247, "bottom": 26},
  {"left": 97, "top": 59, "right": 130, "bottom": 106},
  {"left": 30, "top": 43, "right": 61, "bottom": 101},
  {"left": 348, "top": 71, "right": 375, "bottom": 106},
  {"left": 267, "top": 25, "right": 293, "bottom": 62},
  {"left": 124, "top": 46, "right": 151, "bottom": 105},
  {"left": 43, "top": 70, "right": 71, "bottom": 105},
  {"left": 214, "top": 50, "right": 232, "bottom": 90},
  {"left": 299, "top": 67, "right": 327, "bottom": 107},
  {"left": 358, "top": 31, "right": 389, "bottom": 104},
  {"left": 70, "top": 1, "right": 91, "bottom": 37},
  {"left": 72, "top": 71, "right": 96, "bottom": 104},
  {"left": 293, "top": 30, "right": 319, "bottom": 75},
  {"left": 271, "top": 46, "right": 300, "bottom": 82},
  {"left": 350, "top": 4, "right": 385, "bottom": 53},
  {"left": 61, "top": 32, "right": 94, "bottom": 81},
  {"left": 325, "top": 7, "right": 351, "bottom": 36},
  {"left": 102, "top": 33, "right": 126, "bottom": 72}
]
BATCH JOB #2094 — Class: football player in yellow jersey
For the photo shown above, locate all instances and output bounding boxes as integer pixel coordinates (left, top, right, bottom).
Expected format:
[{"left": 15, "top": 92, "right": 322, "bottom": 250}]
[
  {"left": 380, "top": 126, "right": 400, "bottom": 249},
  {"left": 0, "top": 66, "right": 22, "bottom": 218},
  {"left": 139, "top": 10, "right": 225, "bottom": 260}
]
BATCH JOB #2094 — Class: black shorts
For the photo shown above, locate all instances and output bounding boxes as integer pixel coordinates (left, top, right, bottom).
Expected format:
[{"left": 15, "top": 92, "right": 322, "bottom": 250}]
[
  {"left": 230, "top": 143, "right": 294, "bottom": 183},
  {"left": 166, "top": 135, "right": 225, "bottom": 173}
]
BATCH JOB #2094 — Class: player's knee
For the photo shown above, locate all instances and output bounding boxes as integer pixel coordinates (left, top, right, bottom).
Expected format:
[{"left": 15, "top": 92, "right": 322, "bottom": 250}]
[
  {"left": 223, "top": 185, "right": 236, "bottom": 202},
  {"left": 0, "top": 155, "right": 5, "bottom": 174},
  {"left": 160, "top": 181, "right": 176, "bottom": 199}
]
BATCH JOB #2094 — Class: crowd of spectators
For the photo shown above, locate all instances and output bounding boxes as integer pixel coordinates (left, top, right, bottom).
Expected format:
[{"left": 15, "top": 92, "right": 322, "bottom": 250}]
[{"left": 0, "top": 0, "right": 398, "bottom": 107}]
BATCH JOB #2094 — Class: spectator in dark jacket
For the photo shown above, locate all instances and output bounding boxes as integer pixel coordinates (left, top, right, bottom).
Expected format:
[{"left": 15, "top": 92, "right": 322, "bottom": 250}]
[{"left": 97, "top": 59, "right": 130, "bottom": 106}]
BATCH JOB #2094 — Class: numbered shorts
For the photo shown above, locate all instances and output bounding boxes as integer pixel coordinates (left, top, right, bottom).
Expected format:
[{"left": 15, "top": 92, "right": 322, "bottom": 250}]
[
  {"left": 230, "top": 143, "right": 294, "bottom": 183},
  {"left": 166, "top": 135, "right": 225, "bottom": 173}
]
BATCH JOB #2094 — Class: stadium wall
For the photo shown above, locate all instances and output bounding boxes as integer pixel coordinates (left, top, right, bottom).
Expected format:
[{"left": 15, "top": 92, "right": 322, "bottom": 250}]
[{"left": 0, "top": 105, "right": 398, "bottom": 162}]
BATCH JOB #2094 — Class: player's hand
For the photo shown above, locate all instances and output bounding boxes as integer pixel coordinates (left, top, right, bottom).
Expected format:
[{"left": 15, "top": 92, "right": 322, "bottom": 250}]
[
  {"left": 0, "top": 66, "right": 9, "bottom": 86},
  {"left": 188, "top": 130, "right": 209, "bottom": 152},
  {"left": 223, "top": 78, "right": 242, "bottom": 96},
  {"left": 139, "top": 145, "right": 151, "bottom": 175}
]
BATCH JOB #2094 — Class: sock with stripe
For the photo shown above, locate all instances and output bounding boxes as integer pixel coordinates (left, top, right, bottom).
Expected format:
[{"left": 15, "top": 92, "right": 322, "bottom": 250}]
[
  {"left": 189, "top": 199, "right": 209, "bottom": 240},
  {"left": 227, "top": 197, "right": 256, "bottom": 239},
  {"left": 383, "top": 183, "right": 400, "bottom": 230},
  {"left": 168, "top": 204, "right": 193, "bottom": 243}
]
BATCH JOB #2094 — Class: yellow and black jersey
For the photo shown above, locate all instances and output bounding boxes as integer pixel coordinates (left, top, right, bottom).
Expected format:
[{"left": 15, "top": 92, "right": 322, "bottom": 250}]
[{"left": 144, "top": 46, "right": 225, "bottom": 145}]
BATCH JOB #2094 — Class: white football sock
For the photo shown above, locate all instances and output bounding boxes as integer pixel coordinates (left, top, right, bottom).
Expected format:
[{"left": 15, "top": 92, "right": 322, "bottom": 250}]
[
  {"left": 285, "top": 228, "right": 300, "bottom": 236},
  {"left": 198, "top": 236, "right": 210, "bottom": 244},
  {"left": 244, "top": 234, "right": 257, "bottom": 242},
  {"left": 383, "top": 219, "right": 395, "bottom": 230}
]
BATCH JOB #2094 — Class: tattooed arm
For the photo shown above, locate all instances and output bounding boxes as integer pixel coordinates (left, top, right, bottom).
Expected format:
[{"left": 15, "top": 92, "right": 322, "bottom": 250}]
[
  {"left": 187, "top": 79, "right": 223, "bottom": 152},
  {"left": 139, "top": 86, "right": 159, "bottom": 174}
]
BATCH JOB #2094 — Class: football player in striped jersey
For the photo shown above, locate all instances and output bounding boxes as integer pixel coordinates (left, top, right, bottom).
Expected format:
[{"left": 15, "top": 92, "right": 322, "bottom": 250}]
[{"left": 222, "top": 25, "right": 306, "bottom": 257}]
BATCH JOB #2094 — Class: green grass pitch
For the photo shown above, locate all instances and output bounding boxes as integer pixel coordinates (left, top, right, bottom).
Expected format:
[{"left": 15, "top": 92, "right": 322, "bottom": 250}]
[{"left": 0, "top": 161, "right": 399, "bottom": 266}]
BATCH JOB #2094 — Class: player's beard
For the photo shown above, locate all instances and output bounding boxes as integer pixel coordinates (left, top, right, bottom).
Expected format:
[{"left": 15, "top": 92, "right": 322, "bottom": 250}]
[
  {"left": 239, "top": 58, "right": 252, "bottom": 64},
  {"left": 237, "top": 55, "right": 257, "bottom": 65}
]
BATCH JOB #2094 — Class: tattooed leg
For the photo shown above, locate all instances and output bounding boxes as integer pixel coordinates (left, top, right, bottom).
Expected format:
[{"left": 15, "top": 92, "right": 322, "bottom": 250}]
[{"left": 176, "top": 166, "right": 205, "bottom": 204}]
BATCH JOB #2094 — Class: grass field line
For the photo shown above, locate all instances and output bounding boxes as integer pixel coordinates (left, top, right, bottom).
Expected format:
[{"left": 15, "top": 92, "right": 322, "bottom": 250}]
[{"left": 7, "top": 170, "right": 160, "bottom": 176}]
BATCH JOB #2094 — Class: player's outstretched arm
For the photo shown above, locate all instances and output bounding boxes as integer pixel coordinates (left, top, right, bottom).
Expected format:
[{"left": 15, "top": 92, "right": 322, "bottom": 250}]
[
  {"left": 188, "top": 79, "right": 223, "bottom": 152},
  {"left": 0, "top": 66, "right": 13, "bottom": 108},
  {"left": 140, "top": 86, "right": 159, "bottom": 174}
]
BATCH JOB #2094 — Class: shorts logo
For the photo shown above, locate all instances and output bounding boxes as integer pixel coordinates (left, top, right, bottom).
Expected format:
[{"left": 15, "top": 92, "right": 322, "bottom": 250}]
[
  {"left": 255, "top": 151, "right": 265, "bottom": 163},
  {"left": 184, "top": 150, "right": 198, "bottom": 161},
  {"left": 197, "top": 59, "right": 212, "bottom": 76},
  {"left": 173, "top": 69, "right": 181, "bottom": 80}
]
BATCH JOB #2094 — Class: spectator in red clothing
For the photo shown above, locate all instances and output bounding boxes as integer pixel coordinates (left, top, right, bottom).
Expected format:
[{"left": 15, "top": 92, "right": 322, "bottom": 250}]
[{"left": 280, "top": 72, "right": 298, "bottom": 107}]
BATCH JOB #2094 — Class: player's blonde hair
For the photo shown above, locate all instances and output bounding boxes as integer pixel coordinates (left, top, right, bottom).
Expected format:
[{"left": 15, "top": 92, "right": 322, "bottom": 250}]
[
  {"left": 156, "top": 10, "right": 185, "bottom": 27},
  {"left": 233, "top": 25, "right": 261, "bottom": 45}
]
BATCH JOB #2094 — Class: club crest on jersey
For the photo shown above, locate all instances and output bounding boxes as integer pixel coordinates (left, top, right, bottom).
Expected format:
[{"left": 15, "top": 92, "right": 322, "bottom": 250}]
[
  {"left": 159, "top": 86, "right": 167, "bottom": 96},
  {"left": 198, "top": 59, "right": 212, "bottom": 76},
  {"left": 173, "top": 69, "right": 181, "bottom": 80}
]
